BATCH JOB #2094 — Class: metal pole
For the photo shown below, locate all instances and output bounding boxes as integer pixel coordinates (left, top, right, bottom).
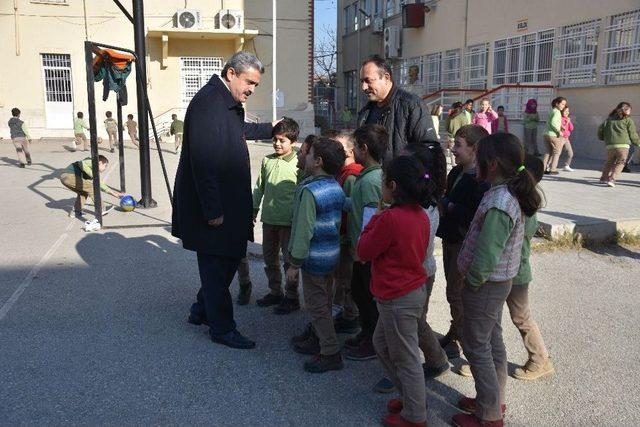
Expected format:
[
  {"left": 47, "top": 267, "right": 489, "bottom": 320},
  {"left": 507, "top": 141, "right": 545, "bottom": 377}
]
[
  {"left": 132, "top": 0, "right": 156, "bottom": 208},
  {"left": 272, "top": 0, "right": 277, "bottom": 121},
  {"left": 357, "top": 11, "right": 361, "bottom": 113},
  {"left": 84, "top": 41, "right": 103, "bottom": 224},
  {"left": 117, "top": 93, "right": 125, "bottom": 192}
]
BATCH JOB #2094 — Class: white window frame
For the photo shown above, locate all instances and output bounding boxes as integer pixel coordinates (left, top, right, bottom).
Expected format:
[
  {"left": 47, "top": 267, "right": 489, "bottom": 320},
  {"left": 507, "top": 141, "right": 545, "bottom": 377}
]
[
  {"left": 41, "top": 53, "right": 73, "bottom": 103},
  {"left": 555, "top": 19, "right": 601, "bottom": 87},
  {"left": 493, "top": 29, "right": 555, "bottom": 85},
  {"left": 180, "top": 57, "right": 224, "bottom": 107},
  {"left": 441, "top": 49, "right": 461, "bottom": 88},
  {"left": 602, "top": 9, "right": 640, "bottom": 85},
  {"left": 344, "top": 6, "right": 351, "bottom": 34},
  {"left": 353, "top": 2, "right": 359, "bottom": 31},
  {"left": 397, "top": 56, "right": 424, "bottom": 87},
  {"left": 463, "top": 43, "right": 488, "bottom": 89},
  {"left": 425, "top": 52, "right": 441, "bottom": 93},
  {"left": 385, "top": 0, "right": 396, "bottom": 17},
  {"left": 360, "top": 0, "right": 371, "bottom": 26},
  {"left": 31, "top": 0, "right": 68, "bottom": 4}
]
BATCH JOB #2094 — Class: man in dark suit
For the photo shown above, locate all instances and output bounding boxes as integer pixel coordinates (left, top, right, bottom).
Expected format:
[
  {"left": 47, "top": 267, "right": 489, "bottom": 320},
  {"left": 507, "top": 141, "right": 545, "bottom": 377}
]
[{"left": 172, "top": 52, "right": 274, "bottom": 349}]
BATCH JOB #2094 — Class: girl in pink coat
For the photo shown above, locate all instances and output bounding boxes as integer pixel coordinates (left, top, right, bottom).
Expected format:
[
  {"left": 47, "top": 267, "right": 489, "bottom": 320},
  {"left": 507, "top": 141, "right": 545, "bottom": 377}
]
[
  {"left": 560, "top": 106, "right": 575, "bottom": 171},
  {"left": 472, "top": 98, "right": 499, "bottom": 134}
]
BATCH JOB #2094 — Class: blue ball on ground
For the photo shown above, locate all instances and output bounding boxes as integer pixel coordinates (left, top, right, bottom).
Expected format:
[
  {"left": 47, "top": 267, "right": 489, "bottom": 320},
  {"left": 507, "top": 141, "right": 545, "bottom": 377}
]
[{"left": 120, "top": 195, "right": 136, "bottom": 212}]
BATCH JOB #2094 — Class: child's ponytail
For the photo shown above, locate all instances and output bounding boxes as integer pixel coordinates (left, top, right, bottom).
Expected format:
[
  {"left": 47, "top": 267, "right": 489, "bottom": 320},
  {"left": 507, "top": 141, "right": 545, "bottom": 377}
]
[{"left": 476, "top": 133, "right": 542, "bottom": 217}]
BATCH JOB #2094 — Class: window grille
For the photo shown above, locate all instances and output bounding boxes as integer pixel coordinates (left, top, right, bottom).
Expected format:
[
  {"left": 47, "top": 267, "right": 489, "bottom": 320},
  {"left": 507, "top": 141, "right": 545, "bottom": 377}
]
[
  {"left": 602, "top": 9, "right": 640, "bottom": 85},
  {"left": 555, "top": 19, "right": 601, "bottom": 87},
  {"left": 442, "top": 49, "right": 461, "bottom": 88},
  {"left": 180, "top": 57, "right": 224, "bottom": 106},
  {"left": 493, "top": 29, "right": 555, "bottom": 85},
  {"left": 463, "top": 43, "right": 488, "bottom": 89},
  {"left": 425, "top": 52, "right": 441, "bottom": 93},
  {"left": 41, "top": 53, "right": 73, "bottom": 103}
]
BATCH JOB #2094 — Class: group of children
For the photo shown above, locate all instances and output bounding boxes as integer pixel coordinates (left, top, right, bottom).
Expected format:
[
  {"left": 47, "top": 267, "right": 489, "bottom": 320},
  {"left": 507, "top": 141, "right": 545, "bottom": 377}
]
[
  {"left": 244, "top": 115, "right": 556, "bottom": 427},
  {"left": 72, "top": 111, "right": 142, "bottom": 153}
]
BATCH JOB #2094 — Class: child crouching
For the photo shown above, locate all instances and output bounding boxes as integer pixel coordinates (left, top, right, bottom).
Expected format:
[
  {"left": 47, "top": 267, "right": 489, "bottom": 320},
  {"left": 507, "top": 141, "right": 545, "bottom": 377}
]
[
  {"left": 286, "top": 137, "right": 346, "bottom": 373},
  {"left": 357, "top": 156, "right": 434, "bottom": 427}
]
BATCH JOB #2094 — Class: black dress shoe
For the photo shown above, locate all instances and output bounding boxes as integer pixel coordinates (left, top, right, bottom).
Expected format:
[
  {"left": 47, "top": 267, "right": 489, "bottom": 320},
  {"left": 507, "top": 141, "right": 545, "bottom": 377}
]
[
  {"left": 187, "top": 313, "right": 208, "bottom": 326},
  {"left": 291, "top": 323, "right": 315, "bottom": 344},
  {"left": 210, "top": 329, "right": 256, "bottom": 349}
]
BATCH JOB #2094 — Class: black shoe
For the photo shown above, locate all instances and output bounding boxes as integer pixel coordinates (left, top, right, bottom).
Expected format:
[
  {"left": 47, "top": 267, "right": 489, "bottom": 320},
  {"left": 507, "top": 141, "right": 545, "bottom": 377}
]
[
  {"left": 26, "top": 159, "right": 32, "bottom": 166},
  {"left": 622, "top": 165, "right": 631, "bottom": 173},
  {"left": 334, "top": 315, "right": 359, "bottom": 334},
  {"left": 304, "top": 352, "right": 343, "bottom": 373},
  {"left": 543, "top": 170, "right": 551, "bottom": 175},
  {"left": 187, "top": 313, "right": 208, "bottom": 326},
  {"left": 19, "top": 163, "right": 25, "bottom": 168},
  {"left": 344, "top": 330, "right": 366, "bottom": 349},
  {"left": 237, "top": 282, "right": 252, "bottom": 306},
  {"left": 439, "top": 331, "right": 452, "bottom": 347},
  {"left": 291, "top": 323, "right": 315, "bottom": 344},
  {"left": 273, "top": 297, "right": 300, "bottom": 315},
  {"left": 293, "top": 333, "right": 320, "bottom": 355},
  {"left": 256, "top": 293, "right": 283, "bottom": 307},
  {"left": 423, "top": 362, "right": 450, "bottom": 380},
  {"left": 210, "top": 329, "right": 256, "bottom": 349},
  {"left": 443, "top": 340, "right": 462, "bottom": 359},
  {"left": 344, "top": 339, "right": 377, "bottom": 361},
  {"left": 110, "top": 148, "right": 115, "bottom": 153}
]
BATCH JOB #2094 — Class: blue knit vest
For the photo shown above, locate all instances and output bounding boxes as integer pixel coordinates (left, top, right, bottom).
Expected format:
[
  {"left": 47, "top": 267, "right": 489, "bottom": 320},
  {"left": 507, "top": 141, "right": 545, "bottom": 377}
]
[{"left": 301, "top": 177, "right": 345, "bottom": 276}]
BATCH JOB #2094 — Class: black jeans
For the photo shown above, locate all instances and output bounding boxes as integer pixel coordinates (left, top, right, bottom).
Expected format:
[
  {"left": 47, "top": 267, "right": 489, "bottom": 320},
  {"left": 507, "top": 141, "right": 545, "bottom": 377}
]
[
  {"left": 192, "top": 253, "right": 241, "bottom": 335},
  {"left": 350, "top": 261, "right": 378, "bottom": 339}
]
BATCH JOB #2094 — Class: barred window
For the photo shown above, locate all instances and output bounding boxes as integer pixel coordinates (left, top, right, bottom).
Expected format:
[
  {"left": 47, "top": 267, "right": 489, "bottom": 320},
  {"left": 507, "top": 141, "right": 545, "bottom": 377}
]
[
  {"left": 602, "top": 9, "right": 640, "bottom": 85},
  {"left": 180, "top": 57, "right": 224, "bottom": 106},
  {"left": 463, "top": 43, "right": 488, "bottom": 89},
  {"left": 344, "top": 70, "right": 358, "bottom": 111},
  {"left": 397, "top": 56, "right": 424, "bottom": 87},
  {"left": 555, "top": 19, "right": 601, "bottom": 87},
  {"left": 493, "top": 29, "right": 555, "bottom": 85},
  {"left": 441, "top": 49, "right": 461, "bottom": 88},
  {"left": 425, "top": 52, "right": 441, "bottom": 93}
]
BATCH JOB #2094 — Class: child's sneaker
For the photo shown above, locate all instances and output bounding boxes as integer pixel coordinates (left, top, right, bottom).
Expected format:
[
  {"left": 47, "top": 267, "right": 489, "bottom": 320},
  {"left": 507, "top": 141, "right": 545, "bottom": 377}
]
[
  {"left": 381, "top": 413, "right": 426, "bottom": 427},
  {"left": 291, "top": 323, "right": 315, "bottom": 344},
  {"left": 452, "top": 413, "right": 503, "bottom": 427},
  {"left": 256, "top": 293, "right": 283, "bottom": 307},
  {"left": 607, "top": 180, "right": 616, "bottom": 188},
  {"left": 373, "top": 377, "right": 396, "bottom": 394},
  {"left": 423, "top": 361, "right": 450, "bottom": 380},
  {"left": 512, "top": 358, "right": 555, "bottom": 381},
  {"left": 293, "top": 333, "right": 320, "bottom": 355},
  {"left": 563, "top": 165, "right": 574, "bottom": 172},
  {"left": 457, "top": 397, "right": 506, "bottom": 415},
  {"left": 386, "top": 398, "right": 403, "bottom": 414},
  {"left": 344, "top": 338, "right": 377, "bottom": 361},
  {"left": 303, "top": 352, "right": 343, "bottom": 373},
  {"left": 273, "top": 297, "right": 300, "bottom": 315},
  {"left": 456, "top": 363, "right": 473, "bottom": 377}
]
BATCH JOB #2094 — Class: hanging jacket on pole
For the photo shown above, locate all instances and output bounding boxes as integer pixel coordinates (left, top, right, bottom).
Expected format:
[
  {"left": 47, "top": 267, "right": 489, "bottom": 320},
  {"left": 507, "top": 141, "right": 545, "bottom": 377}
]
[{"left": 92, "top": 48, "right": 135, "bottom": 105}]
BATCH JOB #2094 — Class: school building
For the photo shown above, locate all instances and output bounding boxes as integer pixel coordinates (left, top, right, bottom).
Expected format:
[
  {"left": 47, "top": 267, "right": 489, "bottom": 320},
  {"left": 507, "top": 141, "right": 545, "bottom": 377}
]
[
  {"left": 337, "top": 0, "right": 640, "bottom": 160},
  {"left": 0, "top": 0, "right": 315, "bottom": 140}
]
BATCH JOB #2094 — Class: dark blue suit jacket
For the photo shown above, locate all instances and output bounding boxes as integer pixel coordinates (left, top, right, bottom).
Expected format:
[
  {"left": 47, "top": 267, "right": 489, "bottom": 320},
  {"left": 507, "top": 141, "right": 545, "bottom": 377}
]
[{"left": 172, "top": 75, "right": 272, "bottom": 257}]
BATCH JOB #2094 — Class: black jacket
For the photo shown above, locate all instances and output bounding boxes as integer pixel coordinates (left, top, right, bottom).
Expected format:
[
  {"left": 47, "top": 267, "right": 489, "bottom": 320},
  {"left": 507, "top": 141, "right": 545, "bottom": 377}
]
[
  {"left": 357, "top": 85, "right": 437, "bottom": 159},
  {"left": 436, "top": 165, "right": 490, "bottom": 244},
  {"left": 171, "top": 75, "right": 272, "bottom": 257}
]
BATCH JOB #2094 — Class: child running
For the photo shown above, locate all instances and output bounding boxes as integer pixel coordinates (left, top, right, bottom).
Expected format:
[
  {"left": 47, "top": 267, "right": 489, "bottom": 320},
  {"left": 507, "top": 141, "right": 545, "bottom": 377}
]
[
  {"left": 286, "top": 137, "right": 346, "bottom": 373},
  {"left": 452, "top": 133, "right": 542, "bottom": 427},
  {"left": 598, "top": 102, "right": 639, "bottom": 187},
  {"left": 126, "top": 114, "right": 140, "bottom": 148},
  {"left": 357, "top": 155, "right": 433, "bottom": 427},
  {"left": 73, "top": 112, "right": 90, "bottom": 152},
  {"left": 104, "top": 111, "right": 118, "bottom": 153},
  {"left": 8, "top": 108, "right": 32, "bottom": 168}
]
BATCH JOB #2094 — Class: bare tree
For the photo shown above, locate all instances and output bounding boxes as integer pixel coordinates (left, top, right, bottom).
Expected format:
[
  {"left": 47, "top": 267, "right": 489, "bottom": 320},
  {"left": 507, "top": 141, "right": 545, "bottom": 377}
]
[{"left": 314, "top": 24, "right": 337, "bottom": 87}]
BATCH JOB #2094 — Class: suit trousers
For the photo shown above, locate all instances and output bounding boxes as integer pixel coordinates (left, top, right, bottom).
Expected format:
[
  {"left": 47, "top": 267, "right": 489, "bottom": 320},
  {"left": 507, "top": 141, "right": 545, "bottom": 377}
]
[{"left": 194, "top": 253, "right": 241, "bottom": 335}]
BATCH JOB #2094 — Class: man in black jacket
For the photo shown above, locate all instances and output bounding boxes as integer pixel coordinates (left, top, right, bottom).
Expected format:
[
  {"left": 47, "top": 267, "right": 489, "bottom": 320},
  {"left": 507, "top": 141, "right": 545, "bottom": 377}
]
[
  {"left": 172, "top": 52, "right": 274, "bottom": 349},
  {"left": 357, "top": 55, "right": 437, "bottom": 159}
]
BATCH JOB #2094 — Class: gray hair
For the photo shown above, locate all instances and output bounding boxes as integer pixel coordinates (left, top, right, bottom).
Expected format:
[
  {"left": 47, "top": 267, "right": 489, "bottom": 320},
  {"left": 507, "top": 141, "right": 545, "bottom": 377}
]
[{"left": 221, "top": 51, "right": 264, "bottom": 79}]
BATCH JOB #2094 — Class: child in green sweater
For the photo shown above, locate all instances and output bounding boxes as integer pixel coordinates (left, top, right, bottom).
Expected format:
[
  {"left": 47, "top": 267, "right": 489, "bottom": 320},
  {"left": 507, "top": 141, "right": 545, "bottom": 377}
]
[
  {"left": 253, "top": 118, "right": 302, "bottom": 314},
  {"left": 598, "top": 102, "right": 640, "bottom": 187}
]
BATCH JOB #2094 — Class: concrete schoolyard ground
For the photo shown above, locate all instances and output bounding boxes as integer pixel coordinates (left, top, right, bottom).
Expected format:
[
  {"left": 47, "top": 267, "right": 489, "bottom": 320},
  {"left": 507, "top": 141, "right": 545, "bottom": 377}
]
[{"left": 1, "top": 138, "right": 639, "bottom": 426}]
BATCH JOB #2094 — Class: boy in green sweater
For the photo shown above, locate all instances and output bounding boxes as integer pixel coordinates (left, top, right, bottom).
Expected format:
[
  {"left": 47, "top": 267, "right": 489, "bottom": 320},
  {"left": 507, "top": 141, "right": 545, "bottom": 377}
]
[
  {"left": 169, "top": 113, "right": 184, "bottom": 154},
  {"left": 73, "top": 111, "right": 90, "bottom": 152},
  {"left": 59, "top": 155, "right": 122, "bottom": 218},
  {"left": 253, "top": 118, "right": 302, "bottom": 314},
  {"left": 344, "top": 124, "right": 387, "bottom": 361}
]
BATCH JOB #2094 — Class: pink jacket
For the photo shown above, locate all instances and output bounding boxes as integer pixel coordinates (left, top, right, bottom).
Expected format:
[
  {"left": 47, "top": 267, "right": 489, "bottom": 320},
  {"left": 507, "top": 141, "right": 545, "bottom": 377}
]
[
  {"left": 561, "top": 117, "right": 574, "bottom": 138},
  {"left": 473, "top": 110, "right": 499, "bottom": 133},
  {"left": 491, "top": 116, "right": 509, "bottom": 134}
]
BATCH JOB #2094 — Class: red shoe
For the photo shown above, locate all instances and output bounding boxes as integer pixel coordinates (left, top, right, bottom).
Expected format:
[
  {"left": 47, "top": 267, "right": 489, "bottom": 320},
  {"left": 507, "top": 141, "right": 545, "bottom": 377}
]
[
  {"left": 451, "top": 413, "right": 503, "bottom": 427},
  {"left": 458, "top": 397, "right": 506, "bottom": 415},
  {"left": 382, "top": 412, "right": 426, "bottom": 427},
  {"left": 387, "top": 398, "right": 403, "bottom": 414}
]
